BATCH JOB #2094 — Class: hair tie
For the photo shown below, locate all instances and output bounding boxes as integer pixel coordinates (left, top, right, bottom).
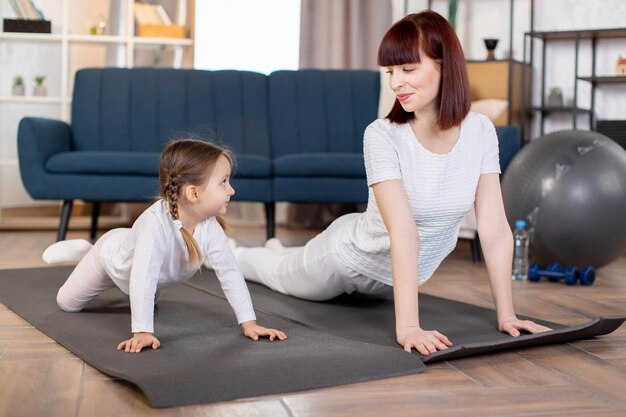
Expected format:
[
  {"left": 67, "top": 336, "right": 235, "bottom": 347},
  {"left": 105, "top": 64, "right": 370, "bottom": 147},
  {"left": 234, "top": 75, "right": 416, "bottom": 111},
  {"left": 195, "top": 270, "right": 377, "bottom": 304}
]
[{"left": 173, "top": 219, "right": 183, "bottom": 230}]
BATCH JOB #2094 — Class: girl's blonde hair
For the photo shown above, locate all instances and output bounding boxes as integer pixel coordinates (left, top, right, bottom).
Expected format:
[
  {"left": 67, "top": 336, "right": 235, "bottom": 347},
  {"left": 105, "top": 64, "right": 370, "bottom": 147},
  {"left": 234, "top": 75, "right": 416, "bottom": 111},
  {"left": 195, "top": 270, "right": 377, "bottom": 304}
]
[{"left": 159, "top": 139, "right": 233, "bottom": 267}]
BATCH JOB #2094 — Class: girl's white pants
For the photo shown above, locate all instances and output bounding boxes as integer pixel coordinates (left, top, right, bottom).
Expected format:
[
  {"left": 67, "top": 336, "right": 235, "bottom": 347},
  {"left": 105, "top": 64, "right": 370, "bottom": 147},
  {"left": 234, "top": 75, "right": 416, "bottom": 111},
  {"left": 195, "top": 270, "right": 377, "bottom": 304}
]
[
  {"left": 55, "top": 237, "right": 116, "bottom": 312},
  {"left": 54, "top": 229, "right": 155, "bottom": 312}
]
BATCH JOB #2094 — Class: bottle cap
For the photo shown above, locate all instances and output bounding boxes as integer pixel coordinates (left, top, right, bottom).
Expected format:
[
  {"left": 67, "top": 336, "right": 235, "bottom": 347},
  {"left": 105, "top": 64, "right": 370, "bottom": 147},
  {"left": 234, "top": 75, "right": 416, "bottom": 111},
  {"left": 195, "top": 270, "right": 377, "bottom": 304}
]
[{"left": 515, "top": 219, "right": 526, "bottom": 228}]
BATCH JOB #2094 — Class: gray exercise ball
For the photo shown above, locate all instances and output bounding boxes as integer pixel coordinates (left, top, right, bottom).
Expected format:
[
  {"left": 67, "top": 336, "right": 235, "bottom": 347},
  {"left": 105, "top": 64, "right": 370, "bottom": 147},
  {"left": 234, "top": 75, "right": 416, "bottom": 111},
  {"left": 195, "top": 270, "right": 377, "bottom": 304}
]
[{"left": 502, "top": 130, "right": 626, "bottom": 268}]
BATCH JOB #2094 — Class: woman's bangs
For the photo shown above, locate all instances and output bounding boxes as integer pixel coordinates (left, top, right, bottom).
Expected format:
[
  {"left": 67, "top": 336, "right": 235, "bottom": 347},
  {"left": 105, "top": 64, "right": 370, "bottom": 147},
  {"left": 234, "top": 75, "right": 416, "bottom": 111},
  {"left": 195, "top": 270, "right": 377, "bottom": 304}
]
[{"left": 377, "top": 21, "right": 421, "bottom": 67}]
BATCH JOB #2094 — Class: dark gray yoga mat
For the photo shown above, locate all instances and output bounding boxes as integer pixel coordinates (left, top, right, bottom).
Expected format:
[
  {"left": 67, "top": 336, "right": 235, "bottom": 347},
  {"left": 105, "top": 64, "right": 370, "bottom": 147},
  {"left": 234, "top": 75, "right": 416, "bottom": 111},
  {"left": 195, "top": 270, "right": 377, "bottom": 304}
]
[
  {"left": 187, "top": 271, "right": 626, "bottom": 363},
  {"left": 0, "top": 267, "right": 623, "bottom": 407},
  {"left": 0, "top": 267, "right": 424, "bottom": 408}
]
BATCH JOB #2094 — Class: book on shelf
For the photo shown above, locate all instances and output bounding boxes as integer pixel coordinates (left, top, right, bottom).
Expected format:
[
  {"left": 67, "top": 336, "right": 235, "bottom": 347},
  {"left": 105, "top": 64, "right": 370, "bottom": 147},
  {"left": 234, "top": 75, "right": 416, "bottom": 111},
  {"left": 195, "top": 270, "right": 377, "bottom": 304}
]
[
  {"left": 134, "top": 2, "right": 184, "bottom": 39},
  {"left": 7, "top": 0, "right": 21, "bottom": 18},
  {"left": 31, "top": 1, "right": 45, "bottom": 20},
  {"left": 133, "top": 3, "right": 150, "bottom": 25},
  {"left": 8, "top": 0, "right": 26, "bottom": 19},
  {"left": 7, "top": 0, "right": 44, "bottom": 20},
  {"left": 134, "top": 3, "right": 173, "bottom": 25},
  {"left": 22, "top": 0, "right": 38, "bottom": 19},
  {"left": 3, "top": 0, "right": 50, "bottom": 34},
  {"left": 144, "top": 4, "right": 162, "bottom": 24},
  {"left": 155, "top": 4, "right": 172, "bottom": 25}
]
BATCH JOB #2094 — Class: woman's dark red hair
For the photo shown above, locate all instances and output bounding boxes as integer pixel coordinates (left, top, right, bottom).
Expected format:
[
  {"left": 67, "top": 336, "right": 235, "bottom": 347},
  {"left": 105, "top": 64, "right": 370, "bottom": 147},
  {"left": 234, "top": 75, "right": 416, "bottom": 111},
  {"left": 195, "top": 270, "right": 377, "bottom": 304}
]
[{"left": 377, "top": 10, "right": 470, "bottom": 130}]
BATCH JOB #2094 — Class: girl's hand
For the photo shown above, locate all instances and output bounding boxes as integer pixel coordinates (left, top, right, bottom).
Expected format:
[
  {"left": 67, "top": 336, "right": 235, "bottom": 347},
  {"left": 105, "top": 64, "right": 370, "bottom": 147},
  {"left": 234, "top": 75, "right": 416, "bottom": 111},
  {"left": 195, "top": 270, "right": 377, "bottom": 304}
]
[
  {"left": 499, "top": 316, "right": 552, "bottom": 337},
  {"left": 397, "top": 326, "right": 453, "bottom": 355},
  {"left": 117, "top": 332, "right": 161, "bottom": 353},
  {"left": 240, "top": 320, "right": 287, "bottom": 341}
]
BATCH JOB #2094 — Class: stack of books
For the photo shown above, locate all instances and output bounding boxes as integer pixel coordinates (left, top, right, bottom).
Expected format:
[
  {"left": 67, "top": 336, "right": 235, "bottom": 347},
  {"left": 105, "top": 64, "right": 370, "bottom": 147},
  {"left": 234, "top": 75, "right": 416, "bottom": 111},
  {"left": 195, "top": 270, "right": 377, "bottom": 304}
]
[
  {"left": 4, "top": 0, "right": 51, "bottom": 33},
  {"left": 134, "top": 2, "right": 185, "bottom": 38}
]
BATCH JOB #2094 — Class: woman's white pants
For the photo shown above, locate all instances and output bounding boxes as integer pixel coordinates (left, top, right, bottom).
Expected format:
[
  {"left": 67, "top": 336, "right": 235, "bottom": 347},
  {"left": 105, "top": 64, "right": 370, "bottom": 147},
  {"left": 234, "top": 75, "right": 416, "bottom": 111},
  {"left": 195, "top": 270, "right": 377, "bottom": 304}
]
[{"left": 234, "top": 214, "right": 389, "bottom": 301}]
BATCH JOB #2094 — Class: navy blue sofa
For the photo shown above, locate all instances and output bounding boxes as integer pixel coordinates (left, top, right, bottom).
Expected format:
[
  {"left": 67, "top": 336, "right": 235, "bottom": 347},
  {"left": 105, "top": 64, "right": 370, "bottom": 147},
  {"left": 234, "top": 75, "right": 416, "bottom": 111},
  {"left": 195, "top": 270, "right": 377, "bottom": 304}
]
[
  {"left": 18, "top": 68, "right": 274, "bottom": 240},
  {"left": 18, "top": 67, "right": 521, "bottom": 241}
]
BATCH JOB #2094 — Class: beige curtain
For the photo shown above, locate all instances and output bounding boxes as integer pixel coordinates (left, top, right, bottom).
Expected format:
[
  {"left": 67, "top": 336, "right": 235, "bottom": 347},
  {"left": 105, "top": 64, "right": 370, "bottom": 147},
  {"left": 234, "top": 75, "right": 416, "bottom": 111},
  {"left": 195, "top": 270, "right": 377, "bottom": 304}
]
[{"left": 299, "top": 0, "right": 393, "bottom": 69}]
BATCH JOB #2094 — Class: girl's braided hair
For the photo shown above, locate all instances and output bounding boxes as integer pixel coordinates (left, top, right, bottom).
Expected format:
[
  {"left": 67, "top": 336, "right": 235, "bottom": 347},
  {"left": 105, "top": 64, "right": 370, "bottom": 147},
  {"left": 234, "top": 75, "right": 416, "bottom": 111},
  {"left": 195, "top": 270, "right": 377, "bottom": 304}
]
[{"left": 159, "top": 139, "right": 233, "bottom": 267}]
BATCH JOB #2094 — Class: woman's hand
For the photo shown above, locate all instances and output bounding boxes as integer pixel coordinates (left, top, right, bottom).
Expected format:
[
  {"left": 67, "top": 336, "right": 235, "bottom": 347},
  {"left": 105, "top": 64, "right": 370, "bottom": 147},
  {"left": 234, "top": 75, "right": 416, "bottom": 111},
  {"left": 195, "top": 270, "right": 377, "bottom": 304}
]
[
  {"left": 241, "top": 320, "right": 287, "bottom": 341},
  {"left": 117, "top": 332, "right": 161, "bottom": 353},
  {"left": 499, "top": 316, "right": 552, "bottom": 337},
  {"left": 397, "top": 326, "right": 453, "bottom": 355}
]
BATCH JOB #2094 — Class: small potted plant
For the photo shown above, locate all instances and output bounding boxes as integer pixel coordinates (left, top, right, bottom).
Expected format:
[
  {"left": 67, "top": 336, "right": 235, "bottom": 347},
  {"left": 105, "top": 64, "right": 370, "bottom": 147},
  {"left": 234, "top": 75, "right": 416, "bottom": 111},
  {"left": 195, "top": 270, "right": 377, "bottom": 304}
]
[
  {"left": 33, "top": 75, "right": 47, "bottom": 96},
  {"left": 547, "top": 86, "right": 563, "bottom": 107},
  {"left": 12, "top": 75, "right": 25, "bottom": 96},
  {"left": 88, "top": 14, "right": 108, "bottom": 35}
]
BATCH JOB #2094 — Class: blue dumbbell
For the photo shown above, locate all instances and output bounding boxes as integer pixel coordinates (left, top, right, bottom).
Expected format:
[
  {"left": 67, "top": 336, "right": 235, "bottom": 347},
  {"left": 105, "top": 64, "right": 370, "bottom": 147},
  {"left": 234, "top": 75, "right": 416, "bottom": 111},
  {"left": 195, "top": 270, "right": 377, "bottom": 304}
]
[
  {"left": 577, "top": 266, "right": 596, "bottom": 286},
  {"left": 528, "top": 263, "right": 578, "bottom": 285},
  {"left": 528, "top": 263, "right": 596, "bottom": 286}
]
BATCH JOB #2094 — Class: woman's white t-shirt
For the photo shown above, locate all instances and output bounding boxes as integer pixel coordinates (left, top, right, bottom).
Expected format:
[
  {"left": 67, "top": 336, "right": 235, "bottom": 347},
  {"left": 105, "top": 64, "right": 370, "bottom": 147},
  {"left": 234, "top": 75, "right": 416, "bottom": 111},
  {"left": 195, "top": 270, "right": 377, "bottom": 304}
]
[
  {"left": 336, "top": 112, "right": 501, "bottom": 286},
  {"left": 98, "top": 200, "right": 256, "bottom": 333}
]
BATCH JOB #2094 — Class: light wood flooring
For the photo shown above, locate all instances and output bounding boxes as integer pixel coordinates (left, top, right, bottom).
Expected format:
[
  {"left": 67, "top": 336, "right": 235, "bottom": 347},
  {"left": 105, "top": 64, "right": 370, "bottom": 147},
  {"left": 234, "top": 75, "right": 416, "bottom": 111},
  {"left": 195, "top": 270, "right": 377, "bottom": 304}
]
[{"left": 1, "top": 226, "right": 625, "bottom": 417}]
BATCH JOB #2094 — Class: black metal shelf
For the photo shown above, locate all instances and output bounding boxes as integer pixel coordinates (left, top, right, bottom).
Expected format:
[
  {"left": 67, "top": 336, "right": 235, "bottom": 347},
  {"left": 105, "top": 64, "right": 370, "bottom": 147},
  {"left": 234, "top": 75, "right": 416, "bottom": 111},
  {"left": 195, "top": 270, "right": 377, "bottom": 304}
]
[
  {"left": 530, "top": 106, "right": 591, "bottom": 114},
  {"left": 523, "top": 26, "right": 626, "bottom": 137},
  {"left": 578, "top": 76, "right": 626, "bottom": 84},
  {"left": 527, "top": 28, "right": 626, "bottom": 41},
  {"left": 465, "top": 59, "right": 527, "bottom": 65}
]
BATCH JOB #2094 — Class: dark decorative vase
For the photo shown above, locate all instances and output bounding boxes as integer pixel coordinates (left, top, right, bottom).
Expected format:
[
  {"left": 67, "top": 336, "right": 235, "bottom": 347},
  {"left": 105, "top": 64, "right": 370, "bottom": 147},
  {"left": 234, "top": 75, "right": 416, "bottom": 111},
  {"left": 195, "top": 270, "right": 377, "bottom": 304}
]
[{"left": 483, "top": 38, "right": 499, "bottom": 61}]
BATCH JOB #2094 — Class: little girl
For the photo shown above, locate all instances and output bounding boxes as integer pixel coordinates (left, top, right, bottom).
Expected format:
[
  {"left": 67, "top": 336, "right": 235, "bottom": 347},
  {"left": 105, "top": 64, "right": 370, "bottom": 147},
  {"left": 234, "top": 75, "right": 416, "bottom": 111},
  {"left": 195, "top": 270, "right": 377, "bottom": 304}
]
[{"left": 43, "top": 139, "right": 287, "bottom": 353}]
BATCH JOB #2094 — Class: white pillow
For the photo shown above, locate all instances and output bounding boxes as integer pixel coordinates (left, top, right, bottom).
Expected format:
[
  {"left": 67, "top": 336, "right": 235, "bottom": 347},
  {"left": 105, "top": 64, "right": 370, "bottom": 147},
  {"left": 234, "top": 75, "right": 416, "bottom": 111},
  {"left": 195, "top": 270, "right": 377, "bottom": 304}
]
[
  {"left": 378, "top": 67, "right": 396, "bottom": 119},
  {"left": 470, "top": 99, "right": 508, "bottom": 121}
]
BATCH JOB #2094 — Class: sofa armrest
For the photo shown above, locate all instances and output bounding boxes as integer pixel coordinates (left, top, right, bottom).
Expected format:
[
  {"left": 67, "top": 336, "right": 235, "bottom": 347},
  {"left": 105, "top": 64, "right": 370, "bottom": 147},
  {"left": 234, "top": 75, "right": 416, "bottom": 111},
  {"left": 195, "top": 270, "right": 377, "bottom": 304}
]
[{"left": 17, "top": 117, "right": 72, "bottom": 199}]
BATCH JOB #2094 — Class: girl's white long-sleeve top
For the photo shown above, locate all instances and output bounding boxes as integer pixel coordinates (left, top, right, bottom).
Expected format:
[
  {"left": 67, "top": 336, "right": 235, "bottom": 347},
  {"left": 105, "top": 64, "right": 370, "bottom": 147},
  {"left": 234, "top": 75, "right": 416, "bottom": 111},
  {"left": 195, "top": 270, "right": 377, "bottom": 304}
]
[{"left": 97, "top": 200, "right": 256, "bottom": 333}]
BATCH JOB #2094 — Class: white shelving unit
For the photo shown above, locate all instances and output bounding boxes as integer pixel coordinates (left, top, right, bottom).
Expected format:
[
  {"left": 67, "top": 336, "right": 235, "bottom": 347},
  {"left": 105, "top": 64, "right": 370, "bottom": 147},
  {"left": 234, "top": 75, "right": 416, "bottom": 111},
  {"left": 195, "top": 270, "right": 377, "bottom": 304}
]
[{"left": 0, "top": 0, "right": 194, "bottom": 214}]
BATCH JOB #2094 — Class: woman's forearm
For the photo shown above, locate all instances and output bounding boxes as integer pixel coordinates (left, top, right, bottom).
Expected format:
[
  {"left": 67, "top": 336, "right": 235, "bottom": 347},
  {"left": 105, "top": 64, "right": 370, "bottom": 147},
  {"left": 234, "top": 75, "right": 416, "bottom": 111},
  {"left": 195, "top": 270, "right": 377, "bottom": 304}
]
[
  {"left": 391, "top": 232, "right": 421, "bottom": 331},
  {"left": 480, "top": 227, "right": 516, "bottom": 323},
  {"left": 370, "top": 180, "right": 422, "bottom": 336}
]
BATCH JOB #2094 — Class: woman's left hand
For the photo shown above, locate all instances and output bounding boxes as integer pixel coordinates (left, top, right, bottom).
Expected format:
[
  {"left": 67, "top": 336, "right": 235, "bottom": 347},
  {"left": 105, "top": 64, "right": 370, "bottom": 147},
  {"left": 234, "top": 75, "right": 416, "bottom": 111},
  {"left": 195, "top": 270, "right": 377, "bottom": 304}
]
[
  {"left": 499, "top": 316, "right": 552, "bottom": 337},
  {"left": 241, "top": 320, "right": 288, "bottom": 341}
]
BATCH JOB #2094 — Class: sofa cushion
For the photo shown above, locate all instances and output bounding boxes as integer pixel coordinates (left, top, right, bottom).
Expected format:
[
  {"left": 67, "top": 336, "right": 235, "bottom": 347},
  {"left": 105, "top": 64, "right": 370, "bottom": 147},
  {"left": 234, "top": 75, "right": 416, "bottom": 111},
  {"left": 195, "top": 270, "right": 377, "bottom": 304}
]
[
  {"left": 46, "top": 152, "right": 160, "bottom": 175},
  {"left": 71, "top": 68, "right": 271, "bottom": 159},
  {"left": 268, "top": 70, "right": 379, "bottom": 157},
  {"left": 232, "top": 155, "right": 272, "bottom": 178},
  {"left": 273, "top": 154, "right": 365, "bottom": 178},
  {"left": 46, "top": 152, "right": 271, "bottom": 178},
  {"left": 273, "top": 177, "right": 368, "bottom": 203}
]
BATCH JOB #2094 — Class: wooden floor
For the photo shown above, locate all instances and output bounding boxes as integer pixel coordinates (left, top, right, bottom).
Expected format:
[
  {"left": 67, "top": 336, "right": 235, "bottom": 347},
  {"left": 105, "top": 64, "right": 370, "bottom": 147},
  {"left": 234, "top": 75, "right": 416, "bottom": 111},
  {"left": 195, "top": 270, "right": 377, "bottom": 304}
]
[{"left": 1, "top": 226, "right": 625, "bottom": 417}]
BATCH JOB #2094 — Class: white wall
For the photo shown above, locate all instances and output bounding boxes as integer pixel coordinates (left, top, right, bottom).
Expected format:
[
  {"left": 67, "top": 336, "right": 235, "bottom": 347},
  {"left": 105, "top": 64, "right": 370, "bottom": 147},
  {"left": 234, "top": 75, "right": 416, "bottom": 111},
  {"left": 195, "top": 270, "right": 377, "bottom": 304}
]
[{"left": 194, "top": 0, "right": 300, "bottom": 74}]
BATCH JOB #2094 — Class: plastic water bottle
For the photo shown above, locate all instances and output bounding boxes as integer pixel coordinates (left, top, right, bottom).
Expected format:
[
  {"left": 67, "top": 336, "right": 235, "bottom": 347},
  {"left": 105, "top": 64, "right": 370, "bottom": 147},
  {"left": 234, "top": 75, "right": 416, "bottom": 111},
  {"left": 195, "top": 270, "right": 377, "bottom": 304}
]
[{"left": 512, "top": 220, "right": 529, "bottom": 281}]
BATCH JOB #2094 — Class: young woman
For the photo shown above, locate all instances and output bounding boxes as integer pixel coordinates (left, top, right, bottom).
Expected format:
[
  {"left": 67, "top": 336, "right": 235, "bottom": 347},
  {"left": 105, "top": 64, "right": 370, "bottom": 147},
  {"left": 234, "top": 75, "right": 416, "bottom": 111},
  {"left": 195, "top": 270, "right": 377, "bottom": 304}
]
[
  {"left": 233, "top": 11, "right": 550, "bottom": 356},
  {"left": 44, "top": 139, "right": 287, "bottom": 353}
]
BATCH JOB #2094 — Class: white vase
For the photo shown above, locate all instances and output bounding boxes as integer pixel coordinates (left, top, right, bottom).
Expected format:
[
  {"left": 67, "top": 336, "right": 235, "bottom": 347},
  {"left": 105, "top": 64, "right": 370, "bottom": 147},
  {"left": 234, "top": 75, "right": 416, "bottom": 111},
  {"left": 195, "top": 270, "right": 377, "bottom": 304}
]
[
  {"left": 33, "top": 85, "right": 47, "bottom": 96},
  {"left": 12, "top": 85, "right": 25, "bottom": 96},
  {"left": 547, "top": 93, "right": 563, "bottom": 107}
]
